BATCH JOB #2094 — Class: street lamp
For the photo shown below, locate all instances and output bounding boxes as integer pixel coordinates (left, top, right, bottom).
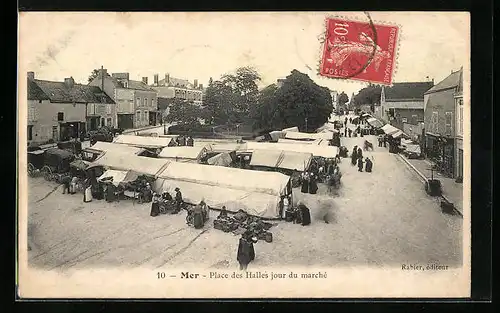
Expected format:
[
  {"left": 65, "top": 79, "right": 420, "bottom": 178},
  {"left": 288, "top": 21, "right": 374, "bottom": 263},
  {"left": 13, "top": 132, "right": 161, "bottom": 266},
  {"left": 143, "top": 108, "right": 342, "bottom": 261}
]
[
  {"left": 236, "top": 124, "right": 240, "bottom": 136},
  {"left": 305, "top": 117, "right": 308, "bottom": 132}
]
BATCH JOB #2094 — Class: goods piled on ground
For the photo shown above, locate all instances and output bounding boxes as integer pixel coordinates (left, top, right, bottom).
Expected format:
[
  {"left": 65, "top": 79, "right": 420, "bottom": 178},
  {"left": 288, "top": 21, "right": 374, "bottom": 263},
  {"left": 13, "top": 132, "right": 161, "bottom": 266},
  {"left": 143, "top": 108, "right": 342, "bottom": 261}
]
[{"left": 213, "top": 209, "right": 275, "bottom": 243}]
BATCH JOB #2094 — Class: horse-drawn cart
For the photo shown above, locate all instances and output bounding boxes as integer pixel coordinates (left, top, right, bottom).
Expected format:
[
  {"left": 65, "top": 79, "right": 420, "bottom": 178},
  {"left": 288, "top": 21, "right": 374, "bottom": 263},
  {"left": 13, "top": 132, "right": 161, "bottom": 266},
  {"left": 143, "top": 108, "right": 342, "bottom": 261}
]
[{"left": 41, "top": 148, "right": 76, "bottom": 183}]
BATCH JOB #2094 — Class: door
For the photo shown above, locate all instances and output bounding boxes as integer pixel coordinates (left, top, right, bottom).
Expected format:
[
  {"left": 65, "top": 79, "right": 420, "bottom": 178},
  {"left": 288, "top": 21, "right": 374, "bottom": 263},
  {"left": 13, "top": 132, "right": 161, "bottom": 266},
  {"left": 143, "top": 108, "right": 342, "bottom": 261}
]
[
  {"left": 52, "top": 126, "right": 58, "bottom": 141},
  {"left": 458, "top": 149, "right": 463, "bottom": 178}
]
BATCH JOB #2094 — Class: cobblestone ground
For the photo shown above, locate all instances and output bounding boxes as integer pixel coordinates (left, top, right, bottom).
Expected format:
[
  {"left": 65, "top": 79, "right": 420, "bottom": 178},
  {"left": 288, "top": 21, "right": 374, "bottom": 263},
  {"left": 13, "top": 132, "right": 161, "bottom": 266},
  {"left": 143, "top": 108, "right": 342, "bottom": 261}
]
[{"left": 27, "top": 122, "right": 462, "bottom": 271}]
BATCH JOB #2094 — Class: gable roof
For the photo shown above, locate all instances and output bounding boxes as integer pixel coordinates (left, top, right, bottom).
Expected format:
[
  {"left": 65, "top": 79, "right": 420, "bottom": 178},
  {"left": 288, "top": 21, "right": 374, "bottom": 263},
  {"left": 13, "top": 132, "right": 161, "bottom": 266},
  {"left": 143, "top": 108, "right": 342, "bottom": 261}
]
[
  {"left": 425, "top": 69, "right": 462, "bottom": 94},
  {"left": 28, "top": 79, "right": 50, "bottom": 101},
  {"left": 126, "top": 80, "right": 156, "bottom": 91},
  {"left": 158, "top": 76, "right": 194, "bottom": 89},
  {"left": 29, "top": 79, "right": 115, "bottom": 103},
  {"left": 384, "top": 82, "right": 434, "bottom": 101}
]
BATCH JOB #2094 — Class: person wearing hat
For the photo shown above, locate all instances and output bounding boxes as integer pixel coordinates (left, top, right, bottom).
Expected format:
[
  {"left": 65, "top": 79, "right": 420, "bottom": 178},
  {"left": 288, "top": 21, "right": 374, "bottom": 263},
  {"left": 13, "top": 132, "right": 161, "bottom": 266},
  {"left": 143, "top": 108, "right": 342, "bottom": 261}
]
[
  {"left": 174, "top": 187, "right": 183, "bottom": 213},
  {"left": 365, "top": 157, "right": 373, "bottom": 173},
  {"left": 143, "top": 182, "right": 153, "bottom": 203},
  {"left": 237, "top": 230, "right": 257, "bottom": 271}
]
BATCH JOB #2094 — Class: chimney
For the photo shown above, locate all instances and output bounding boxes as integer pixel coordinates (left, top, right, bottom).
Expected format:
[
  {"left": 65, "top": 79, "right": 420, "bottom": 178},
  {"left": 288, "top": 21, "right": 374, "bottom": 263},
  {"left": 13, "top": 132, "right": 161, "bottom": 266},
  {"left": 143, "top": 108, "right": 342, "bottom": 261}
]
[
  {"left": 27, "top": 71, "right": 35, "bottom": 80},
  {"left": 165, "top": 73, "right": 170, "bottom": 86},
  {"left": 194, "top": 79, "right": 198, "bottom": 88},
  {"left": 100, "top": 66, "right": 107, "bottom": 92},
  {"left": 142, "top": 77, "right": 148, "bottom": 85},
  {"left": 154, "top": 74, "right": 159, "bottom": 86},
  {"left": 64, "top": 77, "right": 75, "bottom": 88}
]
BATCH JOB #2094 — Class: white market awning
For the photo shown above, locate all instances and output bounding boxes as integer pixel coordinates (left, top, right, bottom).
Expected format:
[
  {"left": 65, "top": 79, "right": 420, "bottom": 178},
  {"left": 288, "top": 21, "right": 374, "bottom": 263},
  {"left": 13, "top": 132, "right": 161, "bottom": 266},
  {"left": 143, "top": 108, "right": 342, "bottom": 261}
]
[
  {"left": 98, "top": 169, "right": 129, "bottom": 186},
  {"left": 381, "top": 124, "right": 400, "bottom": 135},
  {"left": 391, "top": 130, "right": 404, "bottom": 138}
]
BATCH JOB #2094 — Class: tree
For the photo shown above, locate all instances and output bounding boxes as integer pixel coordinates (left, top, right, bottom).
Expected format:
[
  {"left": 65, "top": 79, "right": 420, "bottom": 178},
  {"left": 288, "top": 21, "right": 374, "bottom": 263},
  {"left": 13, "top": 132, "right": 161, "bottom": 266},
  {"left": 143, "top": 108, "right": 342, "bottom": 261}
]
[
  {"left": 338, "top": 92, "right": 349, "bottom": 106},
  {"left": 165, "top": 99, "right": 203, "bottom": 125},
  {"left": 202, "top": 67, "right": 261, "bottom": 125},
  {"left": 351, "top": 84, "right": 382, "bottom": 109},
  {"left": 252, "top": 70, "right": 333, "bottom": 132}
]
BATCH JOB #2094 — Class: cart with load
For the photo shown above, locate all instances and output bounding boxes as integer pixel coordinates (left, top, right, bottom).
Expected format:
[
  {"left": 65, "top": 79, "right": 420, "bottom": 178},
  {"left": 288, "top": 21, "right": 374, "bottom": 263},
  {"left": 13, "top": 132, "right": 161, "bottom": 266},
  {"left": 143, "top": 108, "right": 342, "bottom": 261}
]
[
  {"left": 41, "top": 148, "right": 76, "bottom": 183},
  {"left": 27, "top": 148, "right": 46, "bottom": 177}
]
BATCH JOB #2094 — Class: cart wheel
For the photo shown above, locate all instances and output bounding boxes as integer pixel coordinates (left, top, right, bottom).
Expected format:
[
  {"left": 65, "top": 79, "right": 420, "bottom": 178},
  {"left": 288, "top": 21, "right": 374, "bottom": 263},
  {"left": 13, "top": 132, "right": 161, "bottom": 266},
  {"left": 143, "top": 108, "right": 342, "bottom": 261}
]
[
  {"left": 42, "top": 166, "right": 53, "bottom": 181},
  {"left": 28, "top": 163, "right": 35, "bottom": 177}
]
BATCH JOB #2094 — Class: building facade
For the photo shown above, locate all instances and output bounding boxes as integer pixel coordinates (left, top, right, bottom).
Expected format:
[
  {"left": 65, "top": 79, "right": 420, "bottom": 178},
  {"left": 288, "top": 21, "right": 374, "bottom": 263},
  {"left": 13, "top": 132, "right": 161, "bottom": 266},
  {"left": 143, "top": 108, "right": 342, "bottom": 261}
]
[
  {"left": 454, "top": 70, "right": 464, "bottom": 179},
  {"left": 89, "top": 69, "right": 158, "bottom": 129},
  {"left": 379, "top": 81, "right": 433, "bottom": 131},
  {"left": 423, "top": 68, "right": 463, "bottom": 178},
  {"left": 27, "top": 72, "right": 115, "bottom": 144},
  {"left": 152, "top": 73, "right": 204, "bottom": 106}
]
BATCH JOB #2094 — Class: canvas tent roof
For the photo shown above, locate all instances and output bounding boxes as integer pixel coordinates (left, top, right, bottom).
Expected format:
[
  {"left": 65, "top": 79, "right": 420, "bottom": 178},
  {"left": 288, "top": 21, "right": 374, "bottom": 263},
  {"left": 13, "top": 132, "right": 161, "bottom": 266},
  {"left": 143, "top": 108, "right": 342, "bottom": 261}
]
[
  {"left": 154, "top": 178, "right": 283, "bottom": 218},
  {"left": 381, "top": 124, "right": 400, "bottom": 135},
  {"left": 91, "top": 153, "right": 170, "bottom": 177},
  {"left": 282, "top": 126, "right": 299, "bottom": 132},
  {"left": 85, "top": 141, "right": 145, "bottom": 155},
  {"left": 245, "top": 142, "right": 338, "bottom": 159},
  {"left": 158, "top": 146, "right": 207, "bottom": 161},
  {"left": 277, "top": 138, "right": 329, "bottom": 145},
  {"left": 207, "top": 152, "right": 233, "bottom": 167},
  {"left": 113, "top": 135, "right": 173, "bottom": 148},
  {"left": 205, "top": 142, "right": 246, "bottom": 153},
  {"left": 157, "top": 162, "right": 290, "bottom": 197},
  {"left": 405, "top": 144, "right": 422, "bottom": 154},
  {"left": 269, "top": 130, "right": 285, "bottom": 141},
  {"left": 391, "top": 130, "right": 404, "bottom": 138},
  {"left": 98, "top": 169, "right": 130, "bottom": 186},
  {"left": 250, "top": 149, "right": 312, "bottom": 172},
  {"left": 284, "top": 131, "right": 333, "bottom": 141},
  {"left": 367, "top": 118, "right": 384, "bottom": 128}
]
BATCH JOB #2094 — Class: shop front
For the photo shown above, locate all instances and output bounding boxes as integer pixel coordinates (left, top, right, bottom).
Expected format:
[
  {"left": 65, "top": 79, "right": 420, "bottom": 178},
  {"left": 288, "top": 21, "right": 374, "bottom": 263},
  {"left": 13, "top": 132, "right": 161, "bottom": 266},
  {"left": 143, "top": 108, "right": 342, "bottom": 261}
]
[
  {"left": 426, "top": 133, "right": 455, "bottom": 178},
  {"left": 59, "top": 121, "right": 86, "bottom": 141}
]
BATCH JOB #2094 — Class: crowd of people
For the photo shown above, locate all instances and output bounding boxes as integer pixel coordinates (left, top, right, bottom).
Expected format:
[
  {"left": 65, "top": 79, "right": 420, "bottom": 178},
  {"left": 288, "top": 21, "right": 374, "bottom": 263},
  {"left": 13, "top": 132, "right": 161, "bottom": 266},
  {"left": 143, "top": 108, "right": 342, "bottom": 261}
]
[
  {"left": 350, "top": 145, "right": 374, "bottom": 173},
  {"left": 174, "top": 135, "right": 194, "bottom": 147}
]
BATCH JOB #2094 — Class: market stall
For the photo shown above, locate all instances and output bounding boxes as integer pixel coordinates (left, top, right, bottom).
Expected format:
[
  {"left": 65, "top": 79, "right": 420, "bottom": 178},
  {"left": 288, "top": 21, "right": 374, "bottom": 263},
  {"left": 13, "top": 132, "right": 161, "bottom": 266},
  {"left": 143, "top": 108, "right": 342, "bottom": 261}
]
[
  {"left": 249, "top": 149, "right": 313, "bottom": 172},
  {"left": 157, "top": 146, "right": 208, "bottom": 163}
]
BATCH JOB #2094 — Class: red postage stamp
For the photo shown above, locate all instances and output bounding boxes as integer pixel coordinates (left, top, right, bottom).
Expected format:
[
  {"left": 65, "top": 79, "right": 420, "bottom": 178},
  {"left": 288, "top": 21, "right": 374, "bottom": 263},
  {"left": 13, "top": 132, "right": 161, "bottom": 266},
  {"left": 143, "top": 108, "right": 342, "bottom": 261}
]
[{"left": 319, "top": 17, "right": 399, "bottom": 85}]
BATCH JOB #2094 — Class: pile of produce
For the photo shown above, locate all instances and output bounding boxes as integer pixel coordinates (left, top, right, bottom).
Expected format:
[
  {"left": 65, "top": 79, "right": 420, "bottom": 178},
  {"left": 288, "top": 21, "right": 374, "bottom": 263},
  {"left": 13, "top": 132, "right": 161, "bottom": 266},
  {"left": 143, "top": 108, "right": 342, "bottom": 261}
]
[{"left": 213, "top": 209, "right": 275, "bottom": 243}]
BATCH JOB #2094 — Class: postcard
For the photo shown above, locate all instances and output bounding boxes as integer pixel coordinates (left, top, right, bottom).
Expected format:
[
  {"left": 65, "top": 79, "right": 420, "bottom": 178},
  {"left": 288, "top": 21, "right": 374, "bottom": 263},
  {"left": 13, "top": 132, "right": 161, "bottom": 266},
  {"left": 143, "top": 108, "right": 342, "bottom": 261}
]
[{"left": 17, "top": 11, "right": 470, "bottom": 298}]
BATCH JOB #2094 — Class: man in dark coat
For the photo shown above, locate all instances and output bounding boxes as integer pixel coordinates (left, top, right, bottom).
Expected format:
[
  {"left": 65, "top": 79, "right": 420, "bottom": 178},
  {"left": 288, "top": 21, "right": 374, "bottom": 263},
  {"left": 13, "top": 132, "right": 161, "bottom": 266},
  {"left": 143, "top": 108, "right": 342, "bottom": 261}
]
[
  {"left": 351, "top": 146, "right": 358, "bottom": 165},
  {"left": 237, "top": 230, "right": 257, "bottom": 270},
  {"left": 344, "top": 127, "right": 347, "bottom": 137},
  {"left": 309, "top": 174, "right": 318, "bottom": 194},
  {"left": 365, "top": 157, "right": 373, "bottom": 172},
  {"left": 348, "top": 128, "right": 352, "bottom": 137},
  {"left": 349, "top": 117, "right": 352, "bottom": 123},
  {"left": 357, "top": 147, "right": 363, "bottom": 159},
  {"left": 186, "top": 136, "right": 194, "bottom": 147},
  {"left": 297, "top": 201, "right": 311, "bottom": 226},
  {"left": 357, "top": 157, "right": 364, "bottom": 172}
]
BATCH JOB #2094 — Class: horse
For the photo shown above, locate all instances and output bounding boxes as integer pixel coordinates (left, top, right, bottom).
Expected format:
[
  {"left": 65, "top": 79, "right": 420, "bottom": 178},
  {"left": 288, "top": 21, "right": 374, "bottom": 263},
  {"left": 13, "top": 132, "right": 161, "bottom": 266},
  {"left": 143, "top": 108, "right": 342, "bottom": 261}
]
[{"left": 363, "top": 140, "right": 374, "bottom": 151}]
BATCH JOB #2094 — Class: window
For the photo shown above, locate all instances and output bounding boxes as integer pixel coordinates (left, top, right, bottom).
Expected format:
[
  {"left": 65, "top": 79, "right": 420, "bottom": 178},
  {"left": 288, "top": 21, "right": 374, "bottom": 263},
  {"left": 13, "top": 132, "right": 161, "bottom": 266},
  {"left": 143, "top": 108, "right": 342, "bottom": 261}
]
[
  {"left": 445, "top": 111, "right": 453, "bottom": 135},
  {"left": 136, "top": 98, "right": 141, "bottom": 106},
  {"left": 57, "top": 112, "right": 64, "bottom": 121},
  {"left": 143, "top": 111, "right": 148, "bottom": 122},
  {"left": 101, "top": 118, "right": 105, "bottom": 127},
  {"left": 136, "top": 110, "right": 141, "bottom": 124},
  {"left": 143, "top": 98, "right": 147, "bottom": 106},
  {"left": 106, "top": 104, "right": 112, "bottom": 114},
  {"left": 431, "top": 111, "right": 438, "bottom": 133},
  {"left": 28, "top": 125, "right": 33, "bottom": 141},
  {"left": 107, "top": 118, "right": 112, "bottom": 126},
  {"left": 401, "top": 117, "right": 408, "bottom": 123}
]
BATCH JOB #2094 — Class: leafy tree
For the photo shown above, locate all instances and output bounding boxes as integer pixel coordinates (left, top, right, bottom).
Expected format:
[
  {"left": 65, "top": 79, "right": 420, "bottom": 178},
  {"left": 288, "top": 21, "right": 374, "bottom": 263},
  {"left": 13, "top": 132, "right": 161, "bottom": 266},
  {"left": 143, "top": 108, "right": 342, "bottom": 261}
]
[
  {"left": 202, "top": 67, "right": 261, "bottom": 125},
  {"left": 253, "top": 70, "right": 333, "bottom": 132},
  {"left": 165, "top": 99, "right": 203, "bottom": 125},
  {"left": 351, "top": 84, "right": 382, "bottom": 108},
  {"left": 338, "top": 92, "right": 349, "bottom": 106}
]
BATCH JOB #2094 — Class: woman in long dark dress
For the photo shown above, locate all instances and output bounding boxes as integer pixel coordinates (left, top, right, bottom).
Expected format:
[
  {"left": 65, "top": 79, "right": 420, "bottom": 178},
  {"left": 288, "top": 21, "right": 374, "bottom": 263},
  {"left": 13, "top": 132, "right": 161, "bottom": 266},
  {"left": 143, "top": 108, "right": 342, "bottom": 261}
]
[
  {"left": 237, "top": 231, "right": 257, "bottom": 270},
  {"left": 365, "top": 158, "right": 373, "bottom": 172},
  {"left": 300, "top": 172, "right": 310, "bottom": 193},
  {"left": 357, "top": 148, "right": 363, "bottom": 159},
  {"left": 192, "top": 204, "right": 204, "bottom": 229},
  {"left": 351, "top": 146, "right": 358, "bottom": 165},
  {"left": 297, "top": 202, "right": 311, "bottom": 226},
  {"left": 150, "top": 193, "right": 160, "bottom": 217}
]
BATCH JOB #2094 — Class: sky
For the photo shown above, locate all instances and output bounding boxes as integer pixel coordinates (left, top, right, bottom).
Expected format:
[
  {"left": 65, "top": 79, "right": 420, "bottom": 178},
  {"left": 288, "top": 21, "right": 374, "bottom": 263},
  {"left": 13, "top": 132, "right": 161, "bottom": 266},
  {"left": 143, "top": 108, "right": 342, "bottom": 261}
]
[{"left": 19, "top": 12, "right": 469, "bottom": 97}]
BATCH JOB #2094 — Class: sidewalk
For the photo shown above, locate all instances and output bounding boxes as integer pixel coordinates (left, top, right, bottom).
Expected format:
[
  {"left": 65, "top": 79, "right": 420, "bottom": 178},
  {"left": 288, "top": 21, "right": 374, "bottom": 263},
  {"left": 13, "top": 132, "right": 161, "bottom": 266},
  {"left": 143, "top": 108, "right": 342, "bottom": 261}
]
[{"left": 399, "top": 155, "right": 463, "bottom": 215}]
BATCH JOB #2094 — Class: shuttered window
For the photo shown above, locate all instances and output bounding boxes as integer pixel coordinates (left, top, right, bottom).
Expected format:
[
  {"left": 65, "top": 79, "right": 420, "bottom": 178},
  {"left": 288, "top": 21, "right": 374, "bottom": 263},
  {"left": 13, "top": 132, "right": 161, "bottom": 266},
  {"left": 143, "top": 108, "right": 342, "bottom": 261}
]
[{"left": 445, "top": 112, "right": 453, "bottom": 135}]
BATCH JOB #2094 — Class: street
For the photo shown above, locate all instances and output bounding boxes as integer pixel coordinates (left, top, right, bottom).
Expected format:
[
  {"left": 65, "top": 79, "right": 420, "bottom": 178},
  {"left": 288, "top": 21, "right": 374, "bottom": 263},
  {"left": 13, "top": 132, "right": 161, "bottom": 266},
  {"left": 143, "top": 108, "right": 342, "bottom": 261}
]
[{"left": 27, "top": 119, "right": 462, "bottom": 270}]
